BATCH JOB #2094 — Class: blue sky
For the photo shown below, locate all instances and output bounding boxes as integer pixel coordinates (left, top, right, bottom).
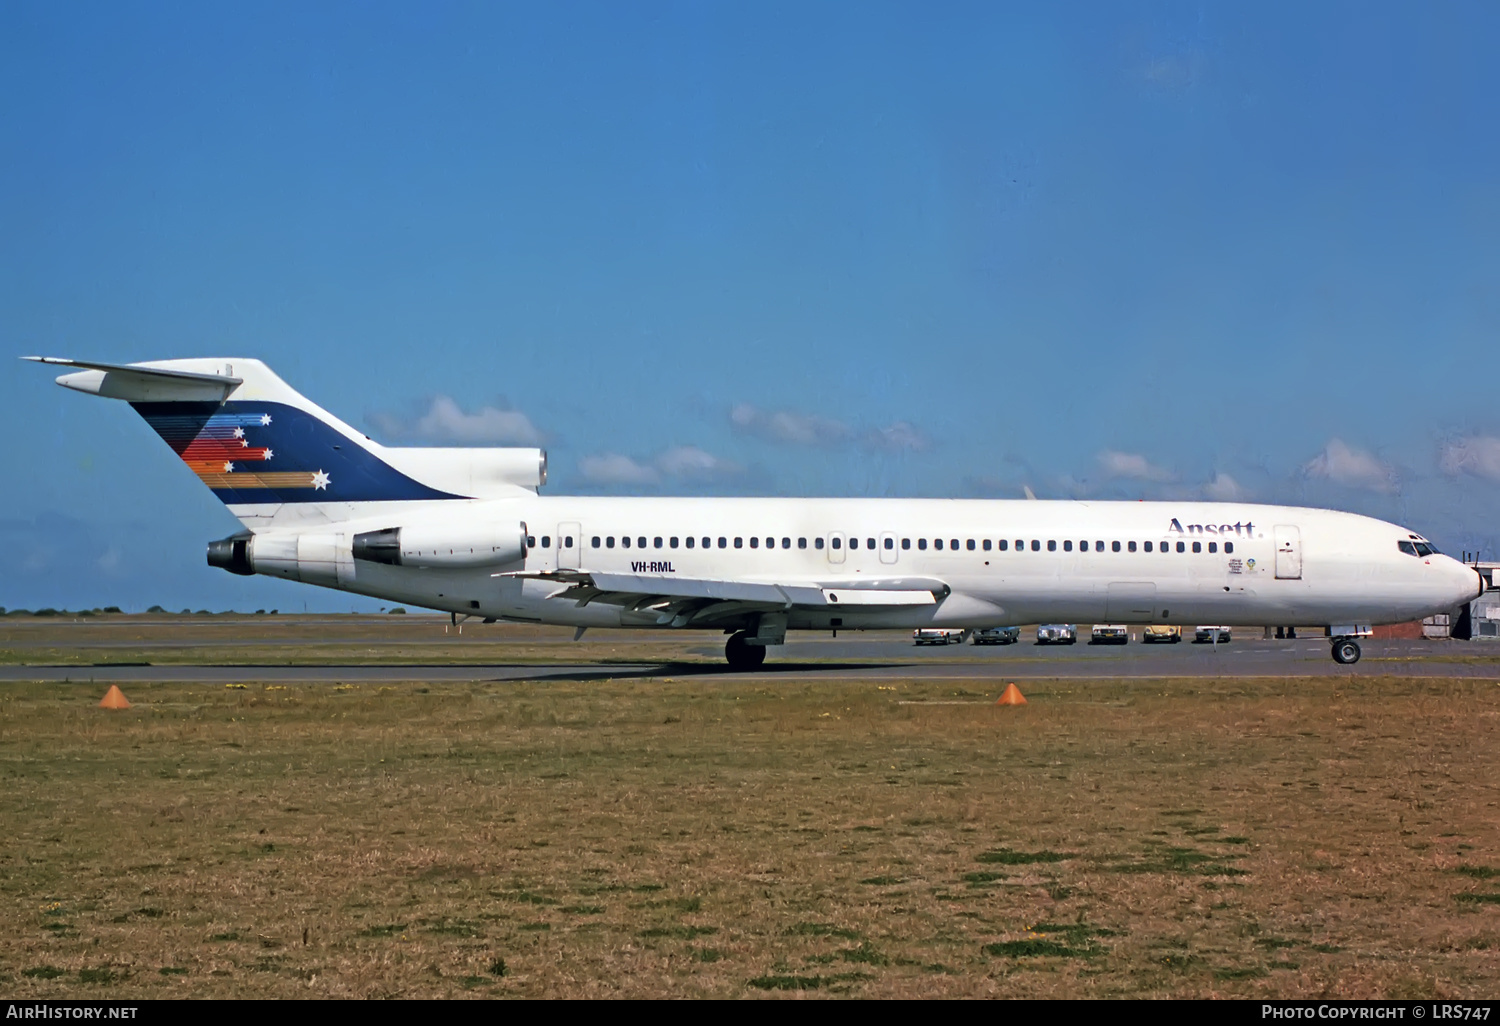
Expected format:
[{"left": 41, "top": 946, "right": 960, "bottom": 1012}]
[{"left": 3, "top": 1, "right": 1499, "bottom": 611}]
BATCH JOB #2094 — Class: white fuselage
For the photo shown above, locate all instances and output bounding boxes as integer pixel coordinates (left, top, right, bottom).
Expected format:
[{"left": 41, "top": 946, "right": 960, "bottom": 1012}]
[{"left": 244, "top": 497, "right": 1482, "bottom": 632}]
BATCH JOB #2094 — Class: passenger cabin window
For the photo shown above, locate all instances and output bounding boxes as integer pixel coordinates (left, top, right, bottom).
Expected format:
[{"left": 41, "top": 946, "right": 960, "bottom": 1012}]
[
  {"left": 527, "top": 536, "right": 536, "bottom": 547},
  {"left": 815, "top": 538, "right": 824, "bottom": 549},
  {"left": 983, "top": 539, "right": 991, "bottom": 551},
  {"left": 867, "top": 538, "right": 876, "bottom": 550},
  {"left": 654, "top": 537, "right": 663, "bottom": 549},
  {"left": 768, "top": 537, "right": 776, "bottom": 549},
  {"left": 967, "top": 539, "right": 976, "bottom": 551},
  {"left": 750, "top": 537, "right": 759, "bottom": 548},
  {"left": 1225, "top": 542, "right": 1234, "bottom": 554},
  {"left": 541, "top": 536, "right": 550, "bottom": 548},
  {"left": 638, "top": 537, "right": 646, "bottom": 548},
  {"left": 1176, "top": 541, "right": 1186, "bottom": 553},
  {"left": 783, "top": 537, "right": 791, "bottom": 549},
  {"left": 685, "top": 537, "right": 694, "bottom": 548},
  {"left": 564, "top": 536, "right": 574, "bottom": 548},
  {"left": 832, "top": 537, "right": 842, "bottom": 549},
  {"left": 1143, "top": 541, "right": 1152, "bottom": 552},
  {"left": 1031, "top": 540, "right": 1040, "bottom": 551},
  {"left": 884, "top": 537, "right": 894, "bottom": 549},
  {"left": 998, "top": 539, "right": 1008, "bottom": 551},
  {"left": 1208, "top": 542, "right": 1217, "bottom": 553},
  {"left": 621, "top": 536, "right": 631, "bottom": 548},
  {"left": 1193, "top": 541, "right": 1202, "bottom": 553},
  {"left": 1063, "top": 540, "right": 1073, "bottom": 552},
  {"left": 1095, "top": 541, "right": 1104, "bottom": 552},
  {"left": 1112, "top": 541, "right": 1121, "bottom": 552},
  {"left": 1047, "top": 540, "right": 1057, "bottom": 552},
  {"left": 1126, "top": 541, "right": 1134, "bottom": 552},
  {"left": 950, "top": 538, "right": 959, "bottom": 549},
  {"left": 669, "top": 537, "right": 678, "bottom": 548},
  {"left": 902, "top": 538, "right": 911, "bottom": 550},
  {"left": 718, "top": 537, "right": 727, "bottom": 549},
  {"left": 592, "top": 536, "right": 601, "bottom": 548},
  {"left": 918, "top": 539, "right": 928, "bottom": 550},
  {"left": 606, "top": 537, "right": 616, "bottom": 549},
  {"left": 734, "top": 537, "right": 743, "bottom": 548},
  {"left": 934, "top": 539, "right": 943, "bottom": 550},
  {"left": 799, "top": 538, "right": 808, "bottom": 549}
]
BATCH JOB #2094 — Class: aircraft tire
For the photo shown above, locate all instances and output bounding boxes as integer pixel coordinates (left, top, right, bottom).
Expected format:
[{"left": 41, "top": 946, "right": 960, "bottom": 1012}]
[
  {"left": 725, "top": 631, "right": 766, "bottom": 670},
  {"left": 1331, "top": 639, "right": 1361, "bottom": 665}
]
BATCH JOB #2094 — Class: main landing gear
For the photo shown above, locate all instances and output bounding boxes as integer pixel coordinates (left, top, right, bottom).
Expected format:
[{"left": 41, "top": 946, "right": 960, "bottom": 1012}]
[
  {"left": 725, "top": 630, "right": 767, "bottom": 671},
  {"left": 1331, "top": 638, "right": 1362, "bottom": 665}
]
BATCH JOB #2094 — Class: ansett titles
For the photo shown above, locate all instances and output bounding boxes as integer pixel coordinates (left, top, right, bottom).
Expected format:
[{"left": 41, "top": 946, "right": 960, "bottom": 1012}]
[
  {"left": 630, "top": 561, "right": 676, "bottom": 573},
  {"left": 1169, "top": 518, "right": 1256, "bottom": 536}
]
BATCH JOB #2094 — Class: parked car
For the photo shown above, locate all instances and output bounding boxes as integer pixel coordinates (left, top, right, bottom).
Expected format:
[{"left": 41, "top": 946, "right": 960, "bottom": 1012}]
[
  {"left": 1036, "top": 624, "right": 1077, "bottom": 645},
  {"left": 1194, "top": 626, "right": 1232, "bottom": 643},
  {"left": 1089, "top": 624, "right": 1129, "bottom": 645},
  {"left": 1143, "top": 625, "right": 1183, "bottom": 644},
  {"left": 972, "top": 626, "right": 1021, "bottom": 645},
  {"left": 914, "top": 628, "right": 966, "bottom": 646}
]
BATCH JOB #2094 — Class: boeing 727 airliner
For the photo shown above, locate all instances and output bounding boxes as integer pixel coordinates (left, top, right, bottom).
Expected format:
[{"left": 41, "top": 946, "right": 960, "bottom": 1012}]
[{"left": 26, "top": 356, "right": 1483, "bottom": 668}]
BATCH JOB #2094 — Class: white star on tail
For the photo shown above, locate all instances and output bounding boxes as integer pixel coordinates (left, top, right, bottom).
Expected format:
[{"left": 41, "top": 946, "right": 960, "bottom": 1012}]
[
  {"left": 260, "top": 414, "right": 272, "bottom": 426},
  {"left": 233, "top": 427, "right": 245, "bottom": 439},
  {"left": 224, "top": 461, "right": 235, "bottom": 473},
  {"left": 262, "top": 449, "right": 273, "bottom": 460},
  {"left": 311, "top": 469, "right": 330, "bottom": 490}
]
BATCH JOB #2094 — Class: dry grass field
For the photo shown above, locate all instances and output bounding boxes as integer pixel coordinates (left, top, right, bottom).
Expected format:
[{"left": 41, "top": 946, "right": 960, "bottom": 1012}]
[{"left": 0, "top": 617, "right": 1497, "bottom": 998}]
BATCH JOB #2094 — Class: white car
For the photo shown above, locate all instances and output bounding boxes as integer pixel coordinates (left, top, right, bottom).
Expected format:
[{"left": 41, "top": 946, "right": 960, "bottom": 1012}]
[
  {"left": 914, "top": 628, "right": 966, "bottom": 646},
  {"left": 1089, "top": 624, "right": 1129, "bottom": 645},
  {"left": 1036, "top": 624, "right": 1077, "bottom": 645},
  {"left": 1194, "top": 626, "right": 1232, "bottom": 643},
  {"left": 972, "top": 626, "right": 1021, "bottom": 645}
]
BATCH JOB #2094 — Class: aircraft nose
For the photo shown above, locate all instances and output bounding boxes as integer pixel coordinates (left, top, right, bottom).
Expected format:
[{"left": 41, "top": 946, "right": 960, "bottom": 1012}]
[{"left": 1446, "top": 557, "right": 1484, "bottom": 606}]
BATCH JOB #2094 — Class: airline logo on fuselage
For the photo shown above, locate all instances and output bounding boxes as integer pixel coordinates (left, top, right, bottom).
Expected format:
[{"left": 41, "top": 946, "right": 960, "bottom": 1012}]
[
  {"left": 1169, "top": 518, "right": 1255, "bottom": 536},
  {"left": 631, "top": 561, "right": 677, "bottom": 573}
]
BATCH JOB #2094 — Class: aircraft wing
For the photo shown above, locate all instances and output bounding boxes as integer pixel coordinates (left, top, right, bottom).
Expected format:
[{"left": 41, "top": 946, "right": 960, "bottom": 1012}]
[{"left": 494, "top": 568, "right": 946, "bottom": 626}]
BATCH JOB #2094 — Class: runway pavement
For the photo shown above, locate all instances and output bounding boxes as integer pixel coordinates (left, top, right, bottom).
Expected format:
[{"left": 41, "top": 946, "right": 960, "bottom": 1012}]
[{"left": 3, "top": 632, "right": 1497, "bottom": 683}]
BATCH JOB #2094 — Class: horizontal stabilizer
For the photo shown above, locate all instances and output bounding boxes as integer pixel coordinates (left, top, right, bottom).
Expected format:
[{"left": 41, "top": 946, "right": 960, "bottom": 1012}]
[{"left": 23, "top": 356, "right": 242, "bottom": 402}]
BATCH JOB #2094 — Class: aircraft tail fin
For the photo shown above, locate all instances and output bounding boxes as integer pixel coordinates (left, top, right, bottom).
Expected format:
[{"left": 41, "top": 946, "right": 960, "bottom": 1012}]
[{"left": 26, "top": 357, "right": 544, "bottom": 530}]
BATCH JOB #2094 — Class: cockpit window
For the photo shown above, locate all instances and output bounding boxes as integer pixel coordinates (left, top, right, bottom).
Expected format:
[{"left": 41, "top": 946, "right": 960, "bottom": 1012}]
[
  {"left": 1414, "top": 541, "right": 1437, "bottom": 557},
  {"left": 1398, "top": 541, "right": 1418, "bottom": 556}
]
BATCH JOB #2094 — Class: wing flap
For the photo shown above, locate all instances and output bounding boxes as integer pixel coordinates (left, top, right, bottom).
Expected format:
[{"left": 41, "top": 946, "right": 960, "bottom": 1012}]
[{"left": 496, "top": 569, "right": 944, "bottom": 610}]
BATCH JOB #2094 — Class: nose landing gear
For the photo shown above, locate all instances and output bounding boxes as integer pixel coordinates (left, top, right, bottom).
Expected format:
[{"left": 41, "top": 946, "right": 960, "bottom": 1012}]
[{"left": 1331, "top": 638, "right": 1362, "bottom": 664}]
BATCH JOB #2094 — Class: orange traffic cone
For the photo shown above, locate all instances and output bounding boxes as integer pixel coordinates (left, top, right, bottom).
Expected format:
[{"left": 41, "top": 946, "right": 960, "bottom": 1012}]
[
  {"left": 98, "top": 685, "right": 131, "bottom": 710},
  {"left": 995, "top": 683, "right": 1026, "bottom": 706}
]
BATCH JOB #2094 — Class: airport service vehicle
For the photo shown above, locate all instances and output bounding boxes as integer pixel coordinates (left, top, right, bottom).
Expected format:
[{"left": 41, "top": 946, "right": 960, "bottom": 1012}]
[
  {"left": 1143, "top": 625, "right": 1182, "bottom": 643},
  {"left": 914, "top": 627, "right": 966, "bottom": 645},
  {"left": 1036, "top": 624, "right": 1077, "bottom": 645},
  {"left": 1089, "top": 624, "right": 1129, "bottom": 645},
  {"left": 972, "top": 626, "right": 1021, "bottom": 645},
  {"left": 1195, "top": 626, "right": 1232, "bottom": 643},
  {"left": 25, "top": 357, "right": 1483, "bottom": 670}
]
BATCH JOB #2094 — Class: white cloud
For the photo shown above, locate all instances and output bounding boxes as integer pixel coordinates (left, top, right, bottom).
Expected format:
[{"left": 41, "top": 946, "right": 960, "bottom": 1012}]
[
  {"left": 1201, "top": 472, "right": 1248, "bottom": 502},
  {"left": 1097, "top": 450, "right": 1173, "bottom": 482},
  {"left": 1303, "top": 439, "right": 1398, "bottom": 494},
  {"left": 369, "top": 395, "right": 543, "bottom": 445},
  {"left": 578, "top": 446, "right": 743, "bottom": 487},
  {"left": 1439, "top": 436, "right": 1500, "bottom": 482},
  {"left": 730, "top": 403, "right": 853, "bottom": 447},
  {"left": 654, "top": 445, "right": 742, "bottom": 481},
  {"left": 578, "top": 453, "right": 660, "bottom": 486},
  {"left": 863, "top": 421, "right": 930, "bottom": 453}
]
